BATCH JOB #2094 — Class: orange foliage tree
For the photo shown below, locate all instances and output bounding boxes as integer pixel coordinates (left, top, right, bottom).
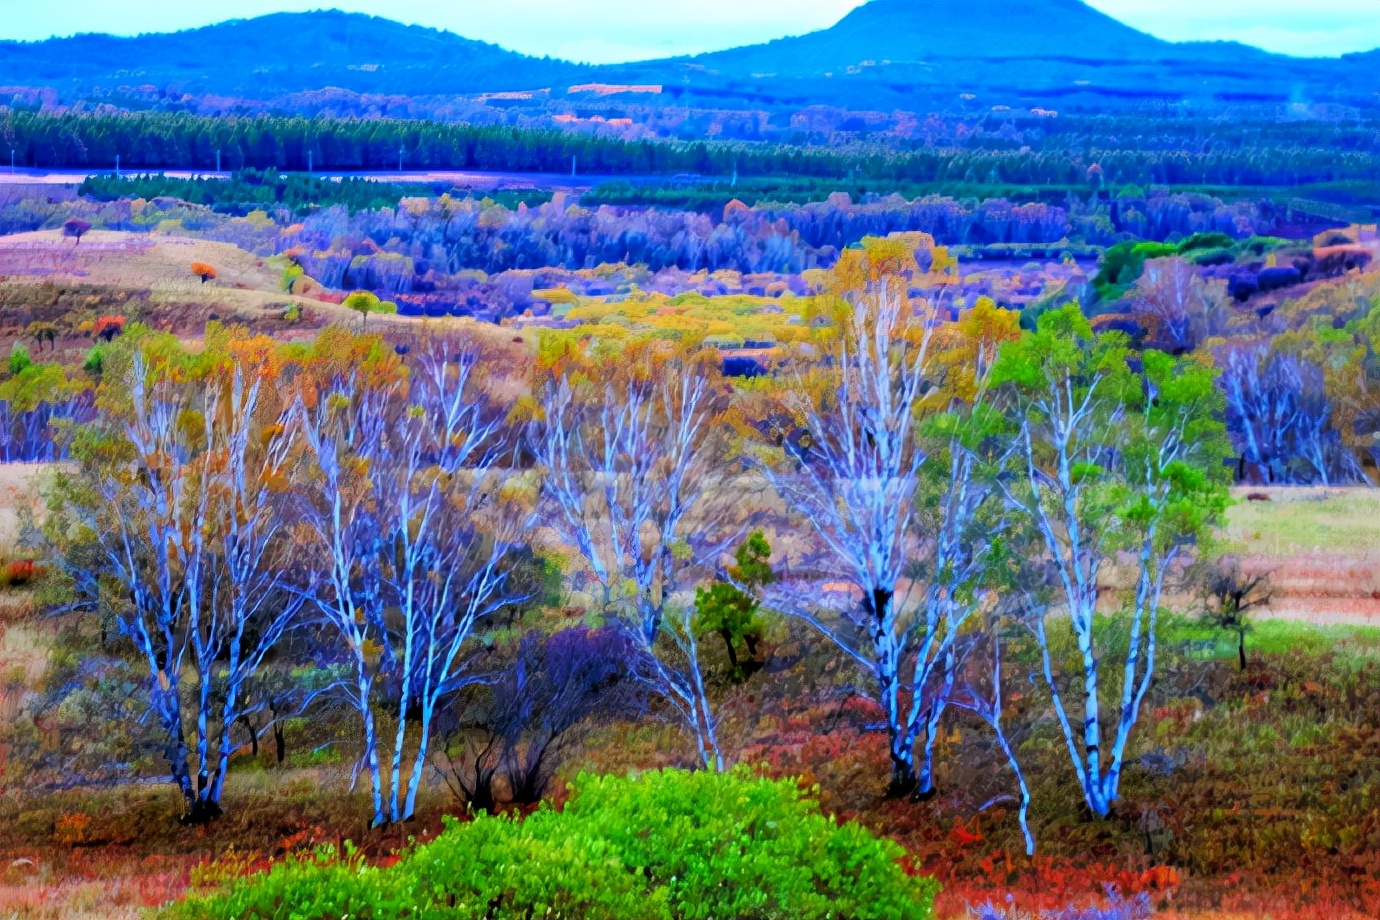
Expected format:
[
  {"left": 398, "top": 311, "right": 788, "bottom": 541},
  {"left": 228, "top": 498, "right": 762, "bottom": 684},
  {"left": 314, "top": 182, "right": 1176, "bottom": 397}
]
[
  {"left": 190, "top": 261, "right": 218, "bottom": 284},
  {"left": 92, "top": 315, "right": 126, "bottom": 342}
]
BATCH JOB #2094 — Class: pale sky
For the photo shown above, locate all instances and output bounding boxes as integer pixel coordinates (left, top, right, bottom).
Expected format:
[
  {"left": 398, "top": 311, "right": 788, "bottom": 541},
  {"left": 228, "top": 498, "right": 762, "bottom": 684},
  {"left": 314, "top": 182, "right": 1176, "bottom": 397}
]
[{"left": 0, "top": 0, "right": 1377, "bottom": 61}]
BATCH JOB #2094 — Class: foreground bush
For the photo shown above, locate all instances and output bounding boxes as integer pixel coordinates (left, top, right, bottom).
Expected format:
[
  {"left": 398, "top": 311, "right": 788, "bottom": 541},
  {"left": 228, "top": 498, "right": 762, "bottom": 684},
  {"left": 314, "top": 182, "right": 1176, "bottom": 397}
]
[{"left": 164, "top": 768, "right": 938, "bottom": 920}]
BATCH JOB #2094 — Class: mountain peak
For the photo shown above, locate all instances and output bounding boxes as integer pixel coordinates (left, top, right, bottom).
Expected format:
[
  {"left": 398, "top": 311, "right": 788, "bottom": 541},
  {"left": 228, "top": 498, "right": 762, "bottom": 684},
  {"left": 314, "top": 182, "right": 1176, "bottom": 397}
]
[{"left": 695, "top": 0, "right": 1174, "bottom": 73}]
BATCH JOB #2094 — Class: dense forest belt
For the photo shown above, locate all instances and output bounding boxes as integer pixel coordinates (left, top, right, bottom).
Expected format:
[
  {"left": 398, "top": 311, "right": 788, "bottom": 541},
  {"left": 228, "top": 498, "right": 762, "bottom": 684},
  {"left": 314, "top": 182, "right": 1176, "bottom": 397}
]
[{"left": 6, "top": 111, "right": 1380, "bottom": 187}]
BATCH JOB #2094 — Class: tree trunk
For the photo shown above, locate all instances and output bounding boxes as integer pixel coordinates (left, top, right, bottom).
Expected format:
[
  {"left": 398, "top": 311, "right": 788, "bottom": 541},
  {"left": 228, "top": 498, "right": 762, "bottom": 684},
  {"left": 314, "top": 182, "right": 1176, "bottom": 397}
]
[
  {"left": 158, "top": 689, "right": 200, "bottom": 822},
  {"left": 718, "top": 628, "right": 739, "bottom": 672},
  {"left": 185, "top": 796, "right": 223, "bottom": 824},
  {"left": 885, "top": 744, "right": 919, "bottom": 799},
  {"left": 914, "top": 715, "right": 939, "bottom": 802},
  {"left": 401, "top": 700, "right": 435, "bottom": 822},
  {"left": 868, "top": 585, "right": 914, "bottom": 800},
  {"left": 269, "top": 700, "right": 286, "bottom": 765},
  {"left": 239, "top": 715, "right": 259, "bottom": 758},
  {"left": 1238, "top": 629, "right": 1248, "bottom": 671},
  {"left": 358, "top": 679, "right": 385, "bottom": 827}
]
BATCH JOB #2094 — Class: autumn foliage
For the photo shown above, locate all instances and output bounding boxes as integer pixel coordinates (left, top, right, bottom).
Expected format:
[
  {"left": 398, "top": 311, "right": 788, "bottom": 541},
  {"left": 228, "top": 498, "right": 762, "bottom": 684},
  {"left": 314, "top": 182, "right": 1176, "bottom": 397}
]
[
  {"left": 92, "top": 315, "right": 126, "bottom": 342},
  {"left": 61, "top": 217, "right": 91, "bottom": 244}
]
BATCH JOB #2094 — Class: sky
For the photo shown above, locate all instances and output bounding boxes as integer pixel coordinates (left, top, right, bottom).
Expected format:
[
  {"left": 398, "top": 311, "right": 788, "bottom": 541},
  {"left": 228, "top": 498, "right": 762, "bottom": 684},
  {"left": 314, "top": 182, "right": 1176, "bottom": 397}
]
[{"left": 0, "top": 0, "right": 1378, "bottom": 62}]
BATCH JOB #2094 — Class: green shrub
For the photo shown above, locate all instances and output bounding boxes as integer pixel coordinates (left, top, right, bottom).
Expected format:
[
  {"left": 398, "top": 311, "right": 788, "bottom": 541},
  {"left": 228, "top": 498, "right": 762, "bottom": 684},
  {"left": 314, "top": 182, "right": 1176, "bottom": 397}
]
[
  {"left": 168, "top": 846, "right": 408, "bottom": 920},
  {"left": 163, "top": 768, "right": 937, "bottom": 920},
  {"left": 1176, "top": 231, "right": 1236, "bottom": 253},
  {"left": 406, "top": 812, "right": 666, "bottom": 920},
  {"left": 1187, "top": 246, "right": 1236, "bottom": 266},
  {"left": 695, "top": 531, "right": 774, "bottom": 677},
  {"left": 8, "top": 342, "right": 32, "bottom": 376},
  {"left": 82, "top": 345, "right": 106, "bottom": 376},
  {"left": 560, "top": 768, "right": 935, "bottom": 920},
  {"left": 1092, "top": 240, "right": 1178, "bottom": 298}
]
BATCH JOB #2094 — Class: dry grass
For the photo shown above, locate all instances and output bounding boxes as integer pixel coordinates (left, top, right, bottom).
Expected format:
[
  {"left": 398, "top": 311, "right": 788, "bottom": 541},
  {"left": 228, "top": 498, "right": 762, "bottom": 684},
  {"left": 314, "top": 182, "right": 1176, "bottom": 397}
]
[
  {"left": 0, "top": 230, "right": 532, "bottom": 352},
  {"left": 1221, "top": 487, "right": 1380, "bottom": 626},
  {"left": 1224, "top": 487, "right": 1380, "bottom": 556},
  {"left": 0, "top": 230, "right": 295, "bottom": 321},
  {"left": 0, "top": 870, "right": 172, "bottom": 920},
  {"left": 0, "top": 463, "right": 55, "bottom": 551}
]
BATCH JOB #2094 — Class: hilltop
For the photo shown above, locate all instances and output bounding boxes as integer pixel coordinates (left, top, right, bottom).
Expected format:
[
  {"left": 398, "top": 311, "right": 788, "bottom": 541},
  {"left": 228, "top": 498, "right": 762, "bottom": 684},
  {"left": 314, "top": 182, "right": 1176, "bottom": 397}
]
[
  {"left": 687, "top": 0, "right": 1186, "bottom": 73},
  {"left": 621, "top": 0, "right": 1368, "bottom": 107},
  {"left": 0, "top": 10, "right": 580, "bottom": 98}
]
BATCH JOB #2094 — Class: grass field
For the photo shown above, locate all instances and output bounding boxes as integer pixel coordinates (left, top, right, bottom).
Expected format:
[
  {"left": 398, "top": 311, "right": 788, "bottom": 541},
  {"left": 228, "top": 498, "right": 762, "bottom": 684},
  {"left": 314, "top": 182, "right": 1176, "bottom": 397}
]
[
  {"left": 0, "top": 230, "right": 528, "bottom": 356},
  {"left": 1222, "top": 487, "right": 1380, "bottom": 626}
]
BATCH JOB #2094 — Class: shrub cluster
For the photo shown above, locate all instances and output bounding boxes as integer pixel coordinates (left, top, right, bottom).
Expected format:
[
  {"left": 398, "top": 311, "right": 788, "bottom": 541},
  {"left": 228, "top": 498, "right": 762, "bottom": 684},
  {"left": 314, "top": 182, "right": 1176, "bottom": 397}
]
[{"left": 164, "top": 768, "right": 938, "bottom": 920}]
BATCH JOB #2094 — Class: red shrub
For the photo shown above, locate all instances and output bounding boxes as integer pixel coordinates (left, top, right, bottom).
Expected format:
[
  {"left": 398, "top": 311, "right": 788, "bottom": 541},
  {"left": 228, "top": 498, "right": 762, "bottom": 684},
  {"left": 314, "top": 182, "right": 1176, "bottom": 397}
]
[
  {"left": 92, "top": 315, "right": 126, "bottom": 342},
  {"left": 0, "top": 559, "right": 39, "bottom": 587}
]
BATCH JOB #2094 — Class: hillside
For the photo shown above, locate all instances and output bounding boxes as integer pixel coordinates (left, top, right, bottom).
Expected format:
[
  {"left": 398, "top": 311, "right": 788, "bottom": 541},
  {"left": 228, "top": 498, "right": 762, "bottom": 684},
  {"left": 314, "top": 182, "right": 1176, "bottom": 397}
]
[
  {"left": 617, "top": 0, "right": 1371, "bottom": 107},
  {"left": 0, "top": 10, "right": 581, "bottom": 98},
  {"left": 686, "top": 0, "right": 1181, "bottom": 73}
]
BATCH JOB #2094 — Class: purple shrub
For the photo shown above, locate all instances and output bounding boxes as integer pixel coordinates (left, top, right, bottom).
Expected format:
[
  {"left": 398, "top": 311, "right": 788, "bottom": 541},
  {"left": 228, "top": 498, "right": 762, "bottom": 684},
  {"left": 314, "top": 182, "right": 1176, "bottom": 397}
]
[
  {"left": 968, "top": 891, "right": 1152, "bottom": 920},
  {"left": 435, "top": 626, "right": 647, "bottom": 811}
]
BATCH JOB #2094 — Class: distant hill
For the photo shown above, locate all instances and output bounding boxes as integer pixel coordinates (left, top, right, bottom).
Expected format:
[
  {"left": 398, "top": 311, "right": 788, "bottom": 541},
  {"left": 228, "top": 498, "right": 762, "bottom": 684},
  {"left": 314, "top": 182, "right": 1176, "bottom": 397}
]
[
  {"left": 0, "top": 1, "right": 1376, "bottom": 111},
  {"left": 686, "top": 0, "right": 1190, "bottom": 74},
  {"left": 0, "top": 10, "right": 581, "bottom": 98},
  {"left": 610, "top": 0, "right": 1369, "bottom": 107}
]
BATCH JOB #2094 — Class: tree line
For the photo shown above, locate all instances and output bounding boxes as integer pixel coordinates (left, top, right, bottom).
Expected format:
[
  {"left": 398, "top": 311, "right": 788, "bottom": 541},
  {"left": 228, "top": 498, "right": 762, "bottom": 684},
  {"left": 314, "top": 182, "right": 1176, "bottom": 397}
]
[{"left": 6, "top": 110, "right": 1380, "bottom": 187}]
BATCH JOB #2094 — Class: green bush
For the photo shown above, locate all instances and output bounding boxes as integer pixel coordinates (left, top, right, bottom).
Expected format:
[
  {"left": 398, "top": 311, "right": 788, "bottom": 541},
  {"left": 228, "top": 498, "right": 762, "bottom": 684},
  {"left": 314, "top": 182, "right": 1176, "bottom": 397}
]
[
  {"left": 164, "top": 768, "right": 937, "bottom": 920},
  {"left": 168, "top": 846, "right": 409, "bottom": 920},
  {"left": 695, "top": 531, "right": 774, "bottom": 677},
  {"left": 1187, "top": 246, "right": 1236, "bottom": 266},
  {"left": 1176, "top": 231, "right": 1236, "bottom": 253},
  {"left": 82, "top": 345, "right": 106, "bottom": 376},
  {"left": 1092, "top": 240, "right": 1178, "bottom": 298},
  {"left": 8, "top": 342, "right": 32, "bottom": 376}
]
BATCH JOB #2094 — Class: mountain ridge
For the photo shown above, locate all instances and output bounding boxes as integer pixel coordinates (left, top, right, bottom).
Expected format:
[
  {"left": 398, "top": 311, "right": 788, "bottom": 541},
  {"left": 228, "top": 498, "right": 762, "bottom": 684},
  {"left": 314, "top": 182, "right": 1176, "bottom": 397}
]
[
  {"left": 0, "top": 10, "right": 581, "bottom": 98},
  {"left": 0, "top": 2, "right": 1376, "bottom": 110}
]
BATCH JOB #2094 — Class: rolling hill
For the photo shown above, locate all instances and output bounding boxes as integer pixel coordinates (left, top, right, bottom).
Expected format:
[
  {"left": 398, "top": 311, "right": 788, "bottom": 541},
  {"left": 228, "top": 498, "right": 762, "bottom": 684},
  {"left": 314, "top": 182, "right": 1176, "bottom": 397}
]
[{"left": 0, "top": 10, "right": 581, "bottom": 98}]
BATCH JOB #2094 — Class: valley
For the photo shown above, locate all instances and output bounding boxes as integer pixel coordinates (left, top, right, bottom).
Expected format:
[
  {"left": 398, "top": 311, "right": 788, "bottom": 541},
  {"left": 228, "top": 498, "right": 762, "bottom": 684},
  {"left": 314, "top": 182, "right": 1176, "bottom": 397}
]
[{"left": 1, "top": 2, "right": 1380, "bottom": 919}]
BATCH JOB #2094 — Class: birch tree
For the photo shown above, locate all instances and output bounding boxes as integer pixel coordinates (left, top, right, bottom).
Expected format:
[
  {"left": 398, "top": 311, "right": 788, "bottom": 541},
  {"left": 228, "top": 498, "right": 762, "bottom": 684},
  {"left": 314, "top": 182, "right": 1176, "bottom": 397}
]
[
  {"left": 190, "top": 357, "right": 305, "bottom": 813},
  {"left": 992, "top": 305, "right": 1229, "bottom": 817},
  {"left": 1134, "top": 257, "right": 1227, "bottom": 352},
  {"left": 51, "top": 339, "right": 305, "bottom": 821},
  {"left": 295, "top": 339, "right": 530, "bottom": 824},
  {"left": 950, "top": 624, "right": 1035, "bottom": 855},
  {"left": 757, "top": 281, "right": 1006, "bottom": 799},
  {"left": 1219, "top": 345, "right": 1365, "bottom": 485},
  {"left": 54, "top": 350, "right": 209, "bottom": 816},
  {"left": 378, "top": 341, "right": 528, "bottom": 823},
  {"left": 293, "top": 365, "right": 396, "bottom": 825},
  {"left": 527, "top": 347, "right": 733, "bottom": 770}
]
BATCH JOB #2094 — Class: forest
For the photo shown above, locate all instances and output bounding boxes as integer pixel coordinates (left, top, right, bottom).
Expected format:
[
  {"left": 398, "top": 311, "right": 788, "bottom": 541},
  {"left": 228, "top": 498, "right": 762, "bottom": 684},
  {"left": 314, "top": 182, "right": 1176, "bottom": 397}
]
[{"left": 8, "top": 111, "right": 1380, "bottom": 192}]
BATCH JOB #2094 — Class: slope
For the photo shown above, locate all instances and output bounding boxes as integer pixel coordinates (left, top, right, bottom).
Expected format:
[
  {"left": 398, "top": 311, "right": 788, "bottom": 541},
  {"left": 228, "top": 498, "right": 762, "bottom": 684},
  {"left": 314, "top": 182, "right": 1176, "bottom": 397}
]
[{"left": 0, "top": 10, "right": 580, "bottom": 98}]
